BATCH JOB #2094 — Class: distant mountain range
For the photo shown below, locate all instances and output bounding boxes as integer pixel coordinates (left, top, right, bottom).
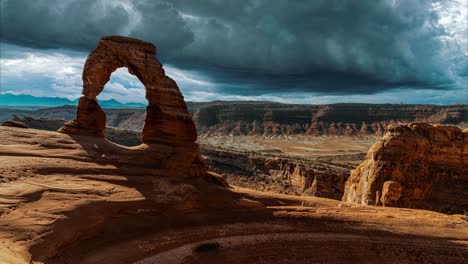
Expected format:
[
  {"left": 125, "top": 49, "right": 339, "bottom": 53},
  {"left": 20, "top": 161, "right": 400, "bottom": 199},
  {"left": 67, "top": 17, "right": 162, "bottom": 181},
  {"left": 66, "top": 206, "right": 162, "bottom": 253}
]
[{"left": 0, "top": 93, "right": 146, "bottom": 108}]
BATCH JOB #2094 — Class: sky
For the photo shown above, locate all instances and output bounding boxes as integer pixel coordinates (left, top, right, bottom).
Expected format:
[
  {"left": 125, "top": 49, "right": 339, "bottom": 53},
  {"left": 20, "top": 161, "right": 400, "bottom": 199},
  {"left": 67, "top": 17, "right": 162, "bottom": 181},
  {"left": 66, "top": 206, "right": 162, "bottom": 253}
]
[{"left": 0, "top": 0, "right": 467, "bottom": 104}]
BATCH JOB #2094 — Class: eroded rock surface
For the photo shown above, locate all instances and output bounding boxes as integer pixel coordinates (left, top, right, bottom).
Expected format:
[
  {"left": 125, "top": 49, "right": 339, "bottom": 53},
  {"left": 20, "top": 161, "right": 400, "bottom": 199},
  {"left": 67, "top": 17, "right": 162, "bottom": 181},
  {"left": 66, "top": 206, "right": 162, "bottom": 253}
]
[
  {"left": 60, "top": 97, "right": 106, "bottom": 137},
  {"left": 191, "top": 102, "right": 467, "bottom": 137},
  {"left": 343, "top": 123, "right": 468, "bottom": 213},
  {"left": 202, "top": 146, "right": 358, "bottom": 200},
  {"left": 0, "top": 126, "right": 467, "bottom": 264},
  {"left": 380, "top": 181, "right": 402, "bottom": 207}
]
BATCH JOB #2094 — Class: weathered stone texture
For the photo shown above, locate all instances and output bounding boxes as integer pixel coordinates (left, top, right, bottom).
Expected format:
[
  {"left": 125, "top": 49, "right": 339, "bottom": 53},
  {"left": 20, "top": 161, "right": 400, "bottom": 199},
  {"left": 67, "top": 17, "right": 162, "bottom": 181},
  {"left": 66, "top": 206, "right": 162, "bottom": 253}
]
[{"left": 343, "top": 123, "right": 467, "bottom": 213}]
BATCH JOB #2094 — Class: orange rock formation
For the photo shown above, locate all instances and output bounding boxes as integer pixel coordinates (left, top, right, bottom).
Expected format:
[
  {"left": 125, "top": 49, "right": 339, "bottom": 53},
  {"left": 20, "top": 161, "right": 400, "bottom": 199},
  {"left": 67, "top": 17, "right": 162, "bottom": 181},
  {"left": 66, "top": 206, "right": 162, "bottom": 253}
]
[
  {"left": 343, "top": 123, "right": 467, "bottom": 213},
  {"left": 59, "top": 36, "right": 204, "bottom": 177}
]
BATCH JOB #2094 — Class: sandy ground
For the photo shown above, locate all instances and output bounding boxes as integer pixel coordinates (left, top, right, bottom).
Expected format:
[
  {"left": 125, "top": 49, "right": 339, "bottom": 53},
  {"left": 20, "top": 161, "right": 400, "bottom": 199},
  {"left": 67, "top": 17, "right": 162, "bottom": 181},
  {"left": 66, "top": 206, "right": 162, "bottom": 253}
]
[
  {"left": 198, "top": 135, "right": 378, "bottom": 157},
  {"left": 0, "top": 127, "right": 466, "bottom": 264}
]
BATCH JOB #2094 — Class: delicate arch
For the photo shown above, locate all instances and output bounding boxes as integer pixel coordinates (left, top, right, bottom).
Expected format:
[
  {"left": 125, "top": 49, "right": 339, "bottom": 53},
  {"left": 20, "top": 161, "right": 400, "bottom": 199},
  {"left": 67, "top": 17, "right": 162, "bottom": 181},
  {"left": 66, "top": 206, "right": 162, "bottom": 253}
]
[{"left": 59, "top": 36, "right": 197, "bottom": 145}]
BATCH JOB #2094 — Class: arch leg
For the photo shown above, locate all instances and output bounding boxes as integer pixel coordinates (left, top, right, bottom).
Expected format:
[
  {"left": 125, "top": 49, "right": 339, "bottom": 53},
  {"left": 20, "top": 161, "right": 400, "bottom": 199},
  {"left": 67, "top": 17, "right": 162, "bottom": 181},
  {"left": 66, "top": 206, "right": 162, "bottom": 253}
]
[{"left": 59, "top": 96, "right": 106, "bottom": 137}]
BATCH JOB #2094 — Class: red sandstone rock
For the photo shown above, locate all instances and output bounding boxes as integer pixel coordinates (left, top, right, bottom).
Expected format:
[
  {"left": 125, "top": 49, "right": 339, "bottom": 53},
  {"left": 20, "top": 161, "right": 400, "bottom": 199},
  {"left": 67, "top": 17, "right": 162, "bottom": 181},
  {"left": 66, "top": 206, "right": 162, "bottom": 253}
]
[
  {"left": 380, "top": 181, "right": 402, "bottom": 207},
  {"left": 59, "top": 97, "right": 106, "bottom": 137},
  {"left": 58, "top": 36, "right": 204, "bottom": 177},
  {"left": 1, "top": 120, "right": 28, "bottom": 128},
  {"left": 191, "top": 103, "right": 466, "bottom": 138},
  {"left": 1, "top": 126, "right": 467, "bottom": 264},
  {"left": 59, "top": 35, "right": 196, "bottom": 145},
  {"left": 342, "top": 123, "right": 467, "bottom": 213}
]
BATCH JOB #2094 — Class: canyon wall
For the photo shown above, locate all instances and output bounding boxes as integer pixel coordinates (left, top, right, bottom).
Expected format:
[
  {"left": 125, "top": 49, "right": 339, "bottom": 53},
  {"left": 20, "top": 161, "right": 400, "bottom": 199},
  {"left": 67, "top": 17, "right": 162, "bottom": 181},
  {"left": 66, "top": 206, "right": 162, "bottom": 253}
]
[
  {"left": 191, "top": 102, "right": 466, "bottom": 137},
  {"left": 202, "top": 146, "right": 360, "bottom": 199},
  {"left": 342, "top": 123, "right": 467, "bottom": 213},
  {"left": 9, "top": 103, "right": 466, "bottom": 137}
]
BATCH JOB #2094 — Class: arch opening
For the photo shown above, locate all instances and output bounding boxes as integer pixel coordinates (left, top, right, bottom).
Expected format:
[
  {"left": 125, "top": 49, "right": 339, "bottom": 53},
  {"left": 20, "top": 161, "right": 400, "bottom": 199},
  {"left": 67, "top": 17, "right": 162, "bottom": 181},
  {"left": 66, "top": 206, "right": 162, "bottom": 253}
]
[{"left": 96, "top": 67, "right": 146, "bottom": 147}]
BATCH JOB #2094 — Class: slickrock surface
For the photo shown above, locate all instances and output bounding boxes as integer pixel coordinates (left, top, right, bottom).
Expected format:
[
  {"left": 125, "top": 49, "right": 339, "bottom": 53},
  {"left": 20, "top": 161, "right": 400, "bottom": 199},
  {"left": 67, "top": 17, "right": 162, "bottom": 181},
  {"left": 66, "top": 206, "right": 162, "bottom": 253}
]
[
  {"left": 343, "top": 123, "right": 467, "bottom": 213},
  {"left": 0, "top": 127, "right": 467, "bottom": 264}
]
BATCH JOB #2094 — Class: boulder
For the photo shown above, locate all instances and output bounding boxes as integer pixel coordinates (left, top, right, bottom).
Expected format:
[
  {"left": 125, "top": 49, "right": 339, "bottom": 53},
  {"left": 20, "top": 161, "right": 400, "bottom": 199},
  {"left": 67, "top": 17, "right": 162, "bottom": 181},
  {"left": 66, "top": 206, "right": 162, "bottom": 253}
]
[{"left": 380, "top": 181, "right": 402, "bottom": 207}]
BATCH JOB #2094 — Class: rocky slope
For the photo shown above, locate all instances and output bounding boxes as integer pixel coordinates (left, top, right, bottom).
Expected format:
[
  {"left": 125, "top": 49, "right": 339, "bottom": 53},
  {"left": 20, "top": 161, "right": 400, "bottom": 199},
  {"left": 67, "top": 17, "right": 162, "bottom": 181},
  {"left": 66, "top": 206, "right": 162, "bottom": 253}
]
[
  {"left": 4, "top": 102, "right": 466, "bottom": 137},
  {"left": 343, "top": 123, "right": 468, "bottom": 214},
  {"left": 0, "top": 126, "right": 467, "bottom": 264},
  {"left": 11, "top": 116, "right": 367, "bottom": 200}
]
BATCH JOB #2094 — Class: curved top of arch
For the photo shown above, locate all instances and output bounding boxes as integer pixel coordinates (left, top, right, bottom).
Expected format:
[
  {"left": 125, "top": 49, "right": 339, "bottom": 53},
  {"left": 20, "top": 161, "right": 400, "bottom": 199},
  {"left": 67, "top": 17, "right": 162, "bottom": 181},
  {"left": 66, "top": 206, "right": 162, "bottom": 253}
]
[{"left": 82, "top": 36, "right": 164, "bottom": 99}]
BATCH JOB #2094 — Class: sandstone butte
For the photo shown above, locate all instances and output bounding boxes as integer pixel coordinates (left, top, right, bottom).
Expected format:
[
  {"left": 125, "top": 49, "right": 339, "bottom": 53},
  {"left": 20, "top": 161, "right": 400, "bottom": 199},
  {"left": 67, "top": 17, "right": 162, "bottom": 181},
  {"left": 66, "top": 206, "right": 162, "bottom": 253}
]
[
  {"left": 0, "top": 36, "right": 466, "bottom": 264},
  {"left": 343, "top": 123, "right": 468, "bottom": 214}
]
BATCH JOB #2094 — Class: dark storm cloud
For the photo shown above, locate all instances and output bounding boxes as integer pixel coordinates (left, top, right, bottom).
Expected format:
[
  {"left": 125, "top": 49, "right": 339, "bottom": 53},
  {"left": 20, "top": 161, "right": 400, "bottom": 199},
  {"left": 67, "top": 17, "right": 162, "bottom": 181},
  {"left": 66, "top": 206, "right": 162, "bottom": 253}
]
[
  {"left": 1, "top": 0, "right": 464, "bottom": 95},
  {"left": 0, "top": 0, "right": 194, "bottom": 53}
]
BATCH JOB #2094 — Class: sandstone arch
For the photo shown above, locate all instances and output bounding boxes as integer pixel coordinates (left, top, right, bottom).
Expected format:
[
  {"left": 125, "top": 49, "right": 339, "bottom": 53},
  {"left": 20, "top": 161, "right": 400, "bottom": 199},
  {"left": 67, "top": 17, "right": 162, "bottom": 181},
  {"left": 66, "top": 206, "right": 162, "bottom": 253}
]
[
  {"left": 59, "top": 36, "right": 196, "bottom": 145},
  {"left": 59, "top": 36, "right": 204, "bottom": 177}
]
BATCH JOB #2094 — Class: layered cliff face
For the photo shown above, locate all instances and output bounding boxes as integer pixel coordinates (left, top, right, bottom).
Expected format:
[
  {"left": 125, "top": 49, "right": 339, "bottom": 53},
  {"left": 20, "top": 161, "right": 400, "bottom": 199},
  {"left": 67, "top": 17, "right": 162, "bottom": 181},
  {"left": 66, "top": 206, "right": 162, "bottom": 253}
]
[
  {"left": 268, "top": 160, "right": 350, "bottom": 199},
  {"left": 202, "top": 146, "right": 359, "bottom": 200},
  {"left": 191, "top": 102, "right": 467, "bottom": 137},
  {"left": 343, "top": 123, "right": 467, "bottom": 213},
  {"left": 8, "top": 102, "right": 466, "bottom": 137}
]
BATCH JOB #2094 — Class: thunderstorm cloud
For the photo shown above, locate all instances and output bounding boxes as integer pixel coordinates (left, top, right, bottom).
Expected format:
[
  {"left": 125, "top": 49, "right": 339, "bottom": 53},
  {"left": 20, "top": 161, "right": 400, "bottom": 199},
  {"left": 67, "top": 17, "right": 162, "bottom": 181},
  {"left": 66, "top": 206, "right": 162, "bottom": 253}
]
[{"left": 0, "top": 0, "right": 466, "bottom": 103}]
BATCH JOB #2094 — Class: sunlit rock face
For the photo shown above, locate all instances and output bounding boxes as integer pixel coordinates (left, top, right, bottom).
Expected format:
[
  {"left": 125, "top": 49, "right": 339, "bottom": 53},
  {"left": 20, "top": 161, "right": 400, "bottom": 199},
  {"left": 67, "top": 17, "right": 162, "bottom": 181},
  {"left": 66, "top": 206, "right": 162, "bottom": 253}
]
[
  {"left": 343, "top": 123, "right": 467, "bottom": 213},
  {"left": 59, "top": 36, "right": 204, "bottom": 177}
]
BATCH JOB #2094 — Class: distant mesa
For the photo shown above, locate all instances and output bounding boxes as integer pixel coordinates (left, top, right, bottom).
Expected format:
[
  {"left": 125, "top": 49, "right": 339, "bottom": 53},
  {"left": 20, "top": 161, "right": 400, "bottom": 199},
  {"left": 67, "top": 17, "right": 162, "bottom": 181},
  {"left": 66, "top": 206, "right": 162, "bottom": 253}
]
[
  {"left": 343, "top": 123, "right": 468, "bottom": 213},
  {"left": 191, "top": 102, "right": 467, "bottom": 138}
]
